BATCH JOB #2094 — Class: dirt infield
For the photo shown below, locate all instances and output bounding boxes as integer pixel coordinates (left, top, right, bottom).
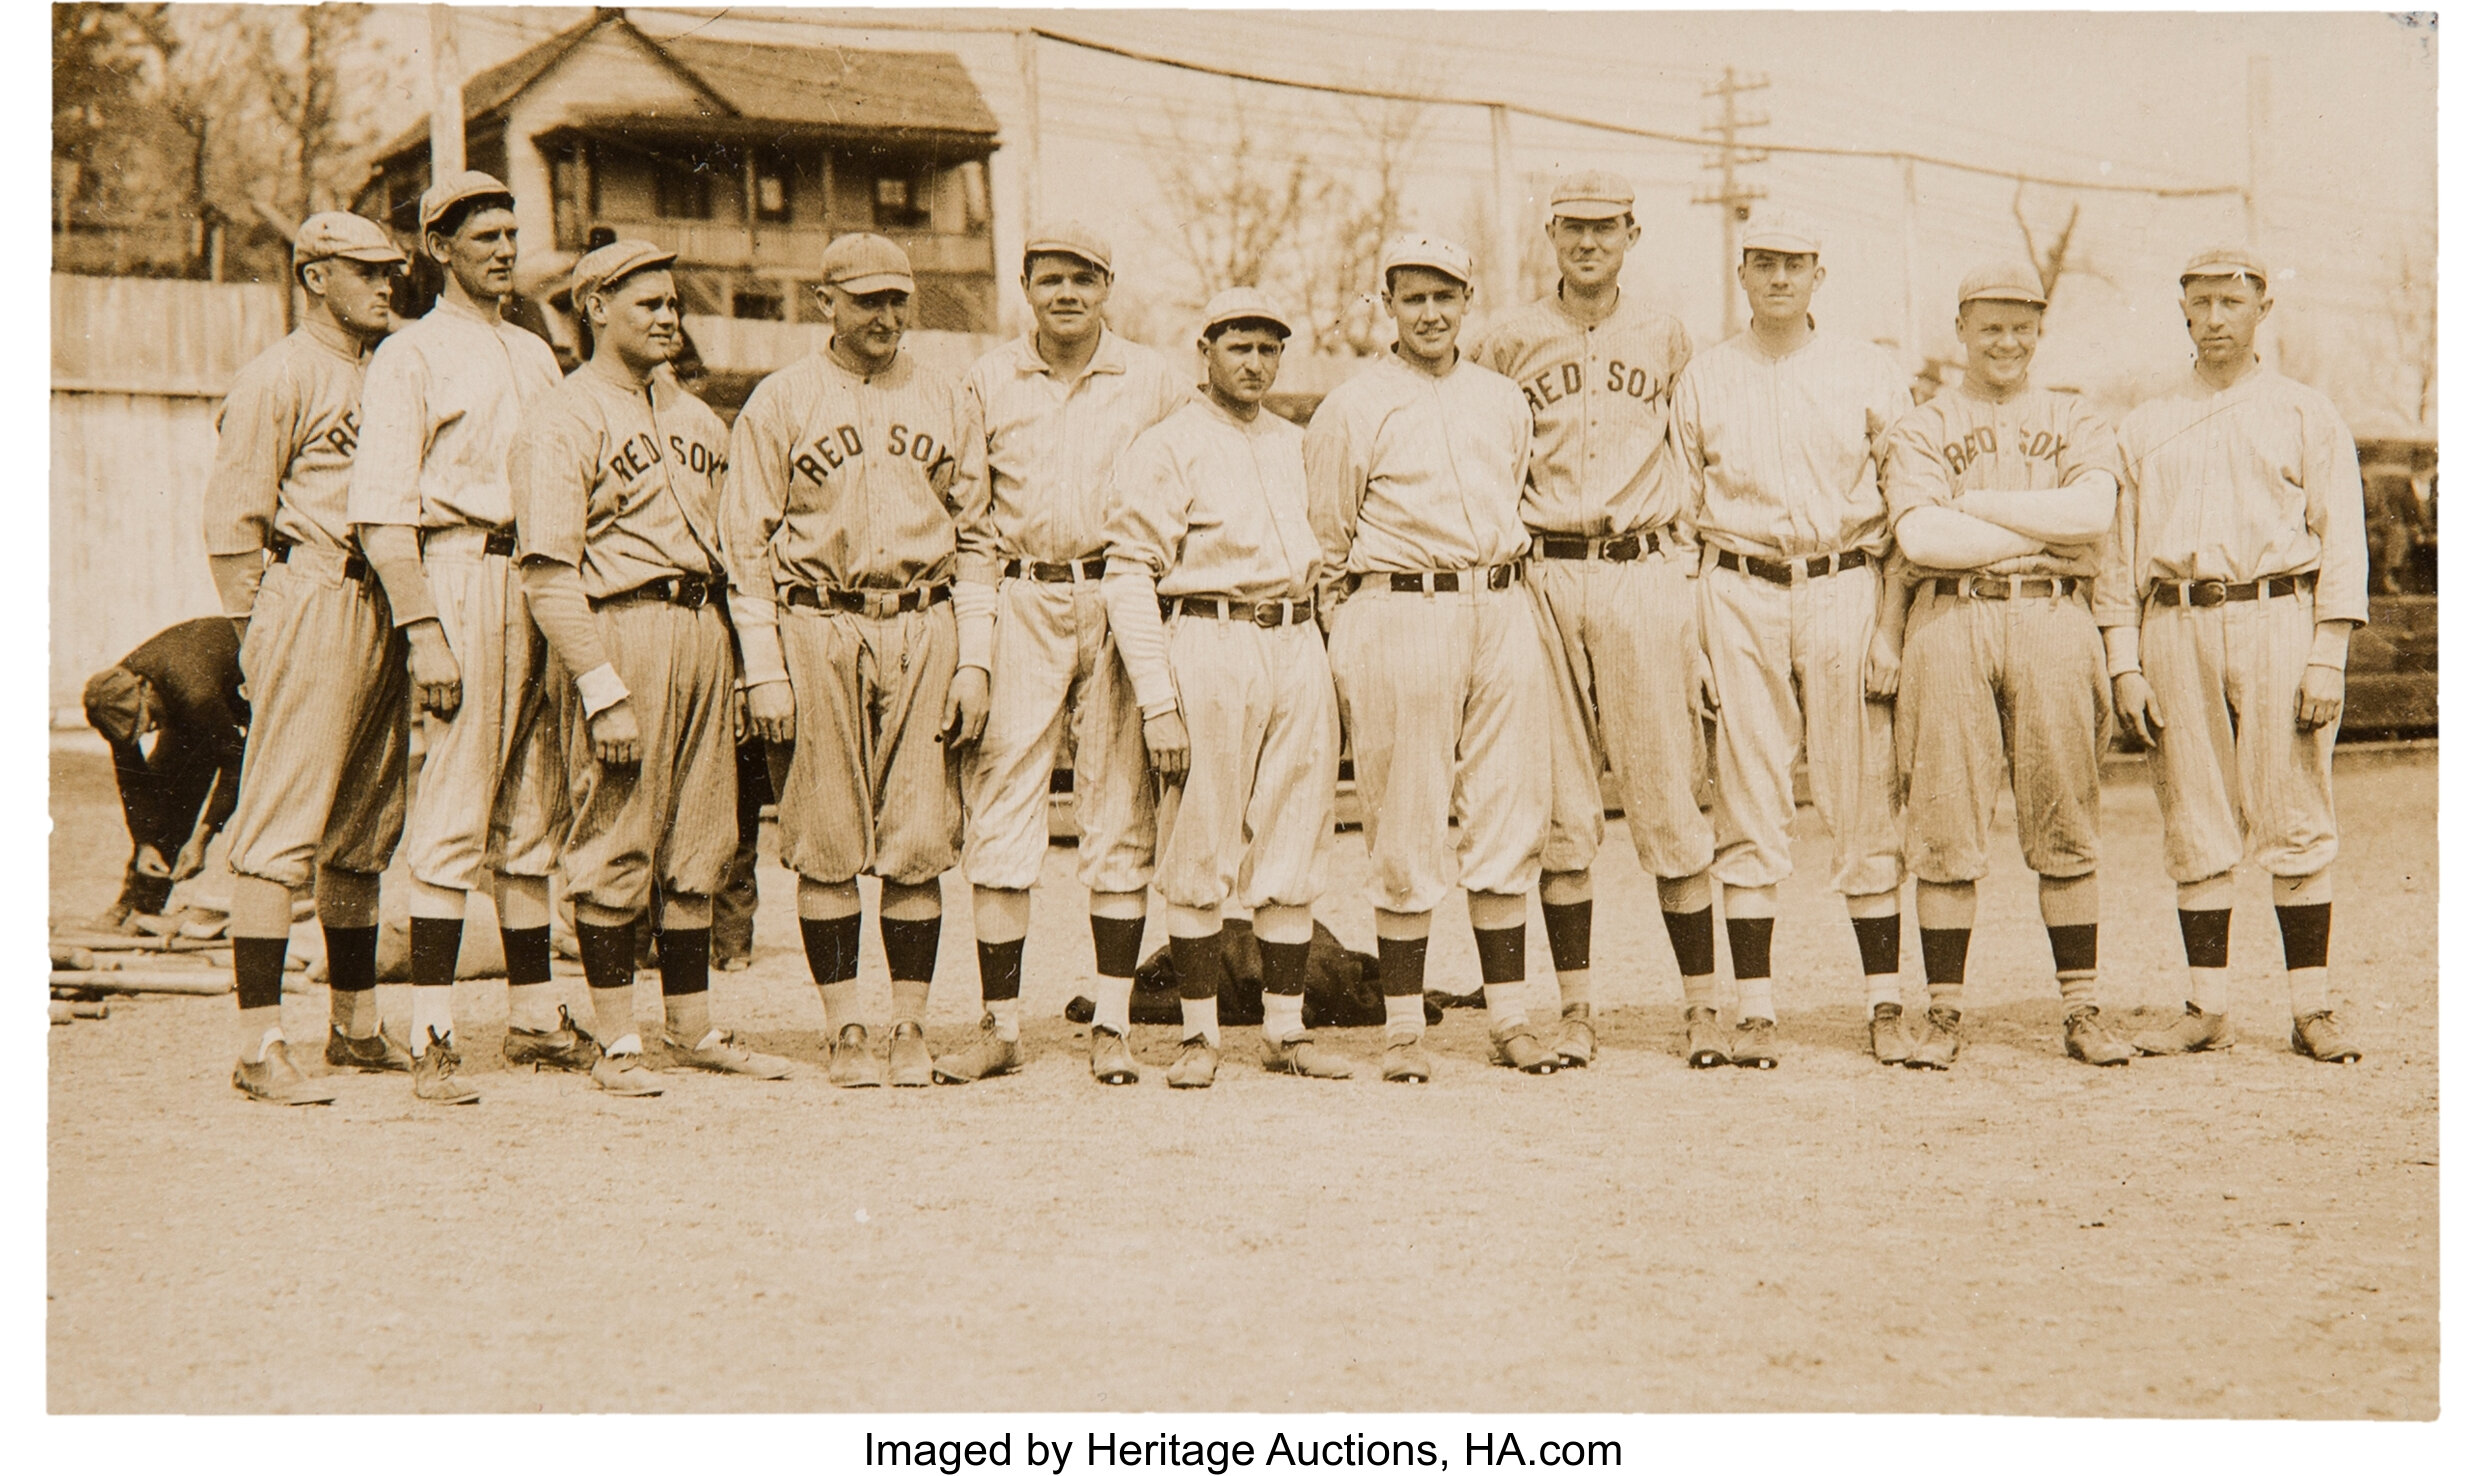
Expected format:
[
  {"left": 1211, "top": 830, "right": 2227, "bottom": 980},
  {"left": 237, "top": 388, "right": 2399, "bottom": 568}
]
[{"left": 46, "top": 743, "right": 2436, "bottom": 1415}]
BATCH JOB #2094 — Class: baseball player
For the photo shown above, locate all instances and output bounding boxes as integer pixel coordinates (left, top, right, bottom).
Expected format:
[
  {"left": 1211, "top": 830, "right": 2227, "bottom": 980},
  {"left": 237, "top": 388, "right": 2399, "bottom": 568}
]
[
  {"left": 1671, "top": 215, "right": 1917, "bottom": 1069},
  {"left": 2103, "top": 248, "right": 2366, "bottom": 1064},
  {"left": 196, "top": 213, "right": 409, "bottom": 1104},
  {"left": 1101, "top": 286, "right": 1349, "bottom": 1088},
  {"left": 722, "top": 233, "right": 986, "bottom": 1090},
  {"left": 79, "top": 618, "right": 247, "bottom": 933},
  {"left": 1308, "top": 235, "right": 1556, "bottom": 1083},
  {"left": 945, "top": 223, "right": 1191, "bottom": 1083},
  {"left": 509, "top": 239, "right": 793, "bottom": 1094},
  {"left": 1475, "top": 172, "right": 1718, "bottom": 1070},
  {"left": 351, "top": 170, "right": 577, "bottom": 1104},
  {"left": 1885, "top": 262, "right": 2128, "bottom": 1069}
]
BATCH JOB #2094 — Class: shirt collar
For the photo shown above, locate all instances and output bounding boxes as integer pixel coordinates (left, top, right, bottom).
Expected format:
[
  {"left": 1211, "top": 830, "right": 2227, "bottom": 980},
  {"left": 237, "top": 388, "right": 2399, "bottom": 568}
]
[
  {"left": 1010, "top": 329, "right": 1128, "bottom": 382},
  {"left": 2193, "top": 354, "right": 2266, "bottom": 395},
  {"left": 432, "top": 293, "right": 504, "bottom": 330}
]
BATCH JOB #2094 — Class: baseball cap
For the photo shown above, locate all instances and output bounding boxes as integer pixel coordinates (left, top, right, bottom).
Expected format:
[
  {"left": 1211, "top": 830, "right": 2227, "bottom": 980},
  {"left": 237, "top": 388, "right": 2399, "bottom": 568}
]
[
  {"left": 820, "top": 233, "right": 916, "bottom": 294},
  {"left": 2180, "top": 246, "right": 2269, "bottom": 286},
  {"left": 1023, "top": 221, "right": 1113, "bottom": 274},
  {"left": 1549, "top": 170, "right": 1635, "bottom": 221},
  {"left": 83, "top": 665, "right": 147, "bottom": 746},
  {"left": 570, "top": 239, "right": 678, "bottom": 305},
  {"left": 1380, "top": 234, "right": 1474, "bottom": 289},
  {"left": 1200, "top": 285, "right": 1292, "bottom": 340},
  {"left": 1957, "top": 260, "right": 2048, "bottom": 307},
  {"left": 1740, "top": 213, "right": 1821, "bottom": 256},
  {"left": 294, "top": 212, "right": 407, "bottom": 269},
  {"left": 419, "top": 169, "right": 515, "bottom": 235}
]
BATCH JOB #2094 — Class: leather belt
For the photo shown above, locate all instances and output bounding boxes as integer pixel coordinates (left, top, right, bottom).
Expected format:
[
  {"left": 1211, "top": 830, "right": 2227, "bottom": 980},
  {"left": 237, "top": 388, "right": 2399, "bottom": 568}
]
[
  {"left": 1353, "top": 562, "right": 1521, "bottom": 594},
  {"left": 269, "top": 536, "right": 370, "bottom": 583},
  {"left": 1930, "top": 575, "right": 2085, "bottom": 601},
  {"left": 2150, "top": 572, "right": 2315, "bottom": 608},
  {"left": 1534, "top": 530, "right": 1662, "bottom": 563},
  {"left": 1712, "top": 547, "right": 1872, "bottom": 585},
  {"left": 1004, "top": 556, "right": 1108, "bottom": 583},
  {"left": 420, "top": 525, "right": 519, "bottom": 558},
  {"left": 1161, "top": 594, "right": 1314, "bottom": 627},
  {"left": 785, "top": 584, "right": 952, "bottom": 616},
  {"left": 591, "top": 573, "right": 724, "bottom": 611}
]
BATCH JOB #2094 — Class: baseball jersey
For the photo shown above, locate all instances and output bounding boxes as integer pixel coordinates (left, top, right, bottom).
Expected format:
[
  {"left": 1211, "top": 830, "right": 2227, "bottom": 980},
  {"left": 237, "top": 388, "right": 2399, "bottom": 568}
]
[
  {"left": 2101, "top": 361, "right": 2369, "bottom": 630},
  {"left": 1104, "top": 396, "right": 1321, "bottom": 601},
  {"left": 509, "top": 364, "right": 728, "bottom": 600},
  {"left": 200, "top": 326, "right": 370, "bottom": 559},
  {"left": 955, "top": 330, "right": 1192, "bottom": 568},
  {"left": 1474, "top": 292, "right": 1695, "bottom": 537},
  {"left": 1882, "top": 382, "right": 2118, "bottom": 579},
  {"left": 1305, "top": 351, "right": 1534, "bottom": 581},
  {"left": 1672, "top": 329, "right": 1914, "bottom": 559},
  {"left": 348, "top": 296, "right": 562, "bottom": 532},
  {"left": 721, "top": 345, "right": 970, "bottom": 688}
]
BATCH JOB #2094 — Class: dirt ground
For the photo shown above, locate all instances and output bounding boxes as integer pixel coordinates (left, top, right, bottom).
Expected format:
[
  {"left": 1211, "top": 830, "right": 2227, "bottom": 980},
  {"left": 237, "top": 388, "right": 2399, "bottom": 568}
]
[{"left": 46, "top": 742, "right": 2437, "bottom": 1415}]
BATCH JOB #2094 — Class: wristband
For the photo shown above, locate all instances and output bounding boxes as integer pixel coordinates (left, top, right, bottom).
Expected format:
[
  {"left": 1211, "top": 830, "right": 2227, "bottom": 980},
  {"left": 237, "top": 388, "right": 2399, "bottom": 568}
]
[{"left": 575, "top": 662, "right": 630, "bottom": 717}]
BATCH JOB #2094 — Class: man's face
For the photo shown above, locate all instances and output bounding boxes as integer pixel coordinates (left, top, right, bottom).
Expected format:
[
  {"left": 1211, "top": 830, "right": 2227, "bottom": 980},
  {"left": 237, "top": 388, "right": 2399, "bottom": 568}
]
[
  {"left": 591, "top": 268, "right": 682, "bottom": 369},
  {"left": 822, "top": 284, "right": 912, "bottom": 363},
  {"left": 2181, "top": 274, "right": 2269, "bottom": 366},
  {"left": 1023, "top": 254, "right": 1109, "bottom": 342},
  {"left": 307, "top": 257, "right": 400, "bottom": 335},
  {"left": 430, "top": 205, "right": 518, "bottom": 300},
  {"left": 1738, "top": 249, "right": 1823, "bottom": 325},
  {"left": 1955, "top": 299, "right": 2046, "bottom": 393},
  {"left": 1548, "top": 214, "right": 1638, "bottom": 291},
  {"left": 1387, "top": 268, "right": 1469, "bottom": 360},
  {"left": 1201, "top": 323, "right": 1285, "bottom": 407}
]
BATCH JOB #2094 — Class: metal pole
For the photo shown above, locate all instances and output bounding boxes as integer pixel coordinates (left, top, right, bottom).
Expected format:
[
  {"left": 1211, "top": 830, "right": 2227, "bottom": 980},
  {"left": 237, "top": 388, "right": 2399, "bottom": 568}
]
[
  {"left": 1489, "top": 104, "right": 1519, "bottom": 314},
  {"left": 1017, "top": 28, "right": 1044, "bottom": 236},
  {"left": 430, "top": 5, "right": 465, "bottom": 181}
]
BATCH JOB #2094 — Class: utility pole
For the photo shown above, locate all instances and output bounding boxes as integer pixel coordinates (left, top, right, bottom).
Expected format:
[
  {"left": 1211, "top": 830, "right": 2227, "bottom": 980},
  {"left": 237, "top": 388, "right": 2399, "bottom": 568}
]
[
  {"left": 1898, "top": 158, "right": 1920, "bottom": 367},
  {"left": 1488, "top": 104, "right": 1519, "bottom": 315},
  {"left": 1018, "top": 29, "right": 1044, "bottom": 241},
  {"left": 1695, "top": 66, "right": 1770, "bottom": 342},
  {"left": 2243, "top": 52, "right": 2270, "bottom": 248},
  {"left": 429, "top": 5, "right": 465, "bottom": 182}
]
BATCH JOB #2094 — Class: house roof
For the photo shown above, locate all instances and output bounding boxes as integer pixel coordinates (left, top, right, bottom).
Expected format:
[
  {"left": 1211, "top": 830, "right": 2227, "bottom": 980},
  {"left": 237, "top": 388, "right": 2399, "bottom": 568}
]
[{"left": 371, "top": 10, "right": 997, "bottom": 169}]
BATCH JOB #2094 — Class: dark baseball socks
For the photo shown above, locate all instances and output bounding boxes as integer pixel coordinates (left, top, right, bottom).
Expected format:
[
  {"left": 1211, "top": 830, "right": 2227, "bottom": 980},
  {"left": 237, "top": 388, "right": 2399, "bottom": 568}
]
[
  {"left": 1376, "top": 912, "right": 1430, "bottom": 1041},
  {"left": 577, "top": 913, "right": 642, "bottom": 1053},
  {"left": 228, "top": 876, "right": 298, "bottom": 1061},
  {"left": 2274, "top": 872, "right": 2335, "bottom": 1019},
  {"left": 1722, "top": 885, "right": 1777, "bottom": 1023},
  {"left": 1091, "top": 908, "right": 1145, "bottom": 1040},
  {"left": 1257, "top": 907, "right": 1313, "bottom": 1045}
]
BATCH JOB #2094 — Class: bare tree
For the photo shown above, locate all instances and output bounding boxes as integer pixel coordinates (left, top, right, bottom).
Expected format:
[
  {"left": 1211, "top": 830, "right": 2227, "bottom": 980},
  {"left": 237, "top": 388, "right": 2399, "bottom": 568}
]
[
  {"left": 1307, "top": 93, "right": 1429, "bottom": 356},
  {"left": 1145, "top": 89, "right": 1334, "bottom": 324},
  {"left": 2389, "top": 225, "right": 2437, "bottom": 427},
  {"left": 2011, "top": 181, "right": 2083, "bottom": 298}
]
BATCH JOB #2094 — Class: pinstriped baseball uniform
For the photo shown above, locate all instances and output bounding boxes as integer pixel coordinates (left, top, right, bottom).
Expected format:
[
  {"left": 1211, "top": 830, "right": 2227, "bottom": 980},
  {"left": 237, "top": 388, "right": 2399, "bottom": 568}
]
[
  {"left": 350, "top": 297, "right": 567, "bottom": 891},
  {"left": 510, "top": 365, "right": 736, "bottom": 912},
  {"left": 1476, "top": 292, "right": 1713, "bottom": 882},
  {"left": 208, "top": 327, "right": 408, "bottom": 891},
  {"left": 722, "top": 345, "right": 970, "bottom": 888},
  {"left": 1886, "top": 383, "right": 2118, "bottom": 883},
  {"left": 954, "top": 330, "right": 1191, "bottom": 894},
  {"left": 1308, "top": 351, "right": 1549, "bottom": 914},
  {"left": 1104, "top": 395, "right": 1336, "bottom": 915},
  {"left": 2105, "top": 361, "right": 2368, "bottom": 883},
  {"left": 1674, "top": 328, "right": 1914, "bottom": 896}
]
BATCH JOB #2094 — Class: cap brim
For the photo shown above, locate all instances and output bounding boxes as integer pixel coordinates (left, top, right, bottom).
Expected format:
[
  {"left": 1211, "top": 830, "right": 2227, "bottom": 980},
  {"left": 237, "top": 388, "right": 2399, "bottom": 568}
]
[
  {"left": 1960, "top": 289, "right": 2046, "bottom": 306},
  {"left": 1205, "top": 314, "right": 1291, "bottom": 339},
  {"left": 1551, "top": 200, "right": 1632, "bottom": 220},
  {"left": 1384, "top": 260, "right": 1471, "bottom": 287},
  {"left": 1024, "top": 245, "right": 1110, "bottom": 273},
  {"left": 1742, "top": 237, "right": 1819, "bottom": 255},
  {"left": 327, "top": 246, "right": 409, "bottom": 266},
  {"left": 832, "top": 272, "right": 915, "bottom": 296}
]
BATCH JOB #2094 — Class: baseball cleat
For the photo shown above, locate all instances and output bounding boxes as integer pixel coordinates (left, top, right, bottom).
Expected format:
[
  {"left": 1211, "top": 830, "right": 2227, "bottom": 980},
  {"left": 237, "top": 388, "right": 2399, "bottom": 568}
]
[
  {"left": 713, "top": 954, "right": 751, "bottom": 973},
  {"left": 663, "top": 1029, "right": 795, "bottom": 1079},
  {"left": 1551, "top": 1004, "right": 1597, "bottom": 1067},
  {"left": 1684, "top": 1007, "right": 1731, "bottom": 1068},
  {"left": 2131, "top": 1002, "right": 2234, "bottom": 1056},
  {"left": 233, "top": 1042, "right": 339, "bottom": 1105},
  {"left": 1489, "top": 1022, "right": 1563, "bottom": 1074},
  {"left": 411, "top": 1029, "right": 482, "bottom": 1104},
  {"left": 326, "top": 1023, "right": 414, "bottom": 1073},
  {"left": 504, "top": 1005, "right": 600, "bottom": 1073},
  {"left": 590, "top": 1050, "right": 665, "bottom": 1096},
  {"left": 1870, "top": 1001, "right": 1913, "bottom": 1065},
  {"left": 1906, "top": 1007, "right": 1962, "bottom": 1070},
  {"left": 887, "top": 1022, "right": 934, "bottom": 1087},
  {"left": 1728, "top": 1017, "right": 1778, "bottom": 1069},
  {"left": 1166, "top": 1036, "right": 1219, "bottom": 1089},
  {"left": 1088, "top": 1025, "right": 1140, "bottom": 1085},
  {"left": 1380, "top": 1034, "right": 1435, "bottom": 1083},
  {"left": 931, "top": 1016, "right": 1022, "bottom": 1084},
  {"left": 2290, "top": 1010, "right": 2363, "bottom": 1064},
  {"left": 1260, "top": 1032, "right": 1355, "bottom": 1079},
  {"left": 827, "top": 1022, "right": 880, "bottom": 1088},
  {"left": 2063, "top": 1005, "right": 2133, "bottom": 1066}
]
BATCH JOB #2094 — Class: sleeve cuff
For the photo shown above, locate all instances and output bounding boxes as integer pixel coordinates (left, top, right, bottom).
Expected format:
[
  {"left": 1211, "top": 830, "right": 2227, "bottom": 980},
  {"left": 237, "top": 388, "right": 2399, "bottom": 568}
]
[
  {"left": 1140, "top": 697, "right": 1179, "bottom": 721},
  {"left": 2308, "top": 620, "right": 2353, "bottom": 670},
  {"left": 2102, "top": 624, "right": 2142, "bottom": 678},
  {"left": 575, "top": 662, "right": 630, "bottom": 717},
  {"left": 952, "top": 580, "right": 996, "bottom": 672},
  {"left": 728, "top": 593, "right": 789, "bottom": 686}
]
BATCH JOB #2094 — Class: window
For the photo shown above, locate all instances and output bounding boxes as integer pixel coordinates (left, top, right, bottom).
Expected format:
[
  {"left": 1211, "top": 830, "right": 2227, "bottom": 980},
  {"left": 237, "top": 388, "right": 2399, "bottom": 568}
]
[
  {"left": 732, "top": 282, "right": 784, "bottom": 321},
  {"left": 754, "top": 151, "right": 796, "bottom": 224},
  {"left": 873, "top": 174, "right": 928, "bottom": 230},
  {"left": 653, "top": 154, "right": 712, "bottom": 220}
]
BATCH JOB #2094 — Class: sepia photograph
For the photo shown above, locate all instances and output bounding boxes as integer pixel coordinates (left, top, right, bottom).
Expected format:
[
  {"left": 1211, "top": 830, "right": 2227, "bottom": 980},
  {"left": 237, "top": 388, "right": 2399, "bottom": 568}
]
[{"left": 40, "top": 1, "right": 2439, "bottom": 1433}]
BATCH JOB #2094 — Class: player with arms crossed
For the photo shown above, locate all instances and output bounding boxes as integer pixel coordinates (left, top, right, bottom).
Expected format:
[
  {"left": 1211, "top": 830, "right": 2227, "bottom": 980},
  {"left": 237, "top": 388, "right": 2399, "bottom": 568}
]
[
  {"left": 1101, "top": 287, "right": 1349, "bottom": 1087},
  {"left": 1884, "top": 263, "right": 2128, "bottom": 1069},
  {"left": 510, "top": 240, "right": 795, "bottom": 1093},
  {"left": 351, "top": 172, "right": 577, "bottom": 1103},
  {"left": 199, "top": 214, "right": 409, "bottom": 1103},
  {"left": 1308, "top": 236, "right": 1556, "bottom": 1082},
  {"left": 724, "top": 234, "right": 986, "bottom": 1089},
  {"left": 2103, "top": 249, "right": 2366, "bottom": 1064},
  {"left": 1671, "top": 216, "right": 1916, "bottom": 1069},
  {"left": 1475, "top": 172, "right": 1719, "bottom": 1070},
  {"left": 945, "top": 225, "right": 1190, "bottom": 1083}
]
